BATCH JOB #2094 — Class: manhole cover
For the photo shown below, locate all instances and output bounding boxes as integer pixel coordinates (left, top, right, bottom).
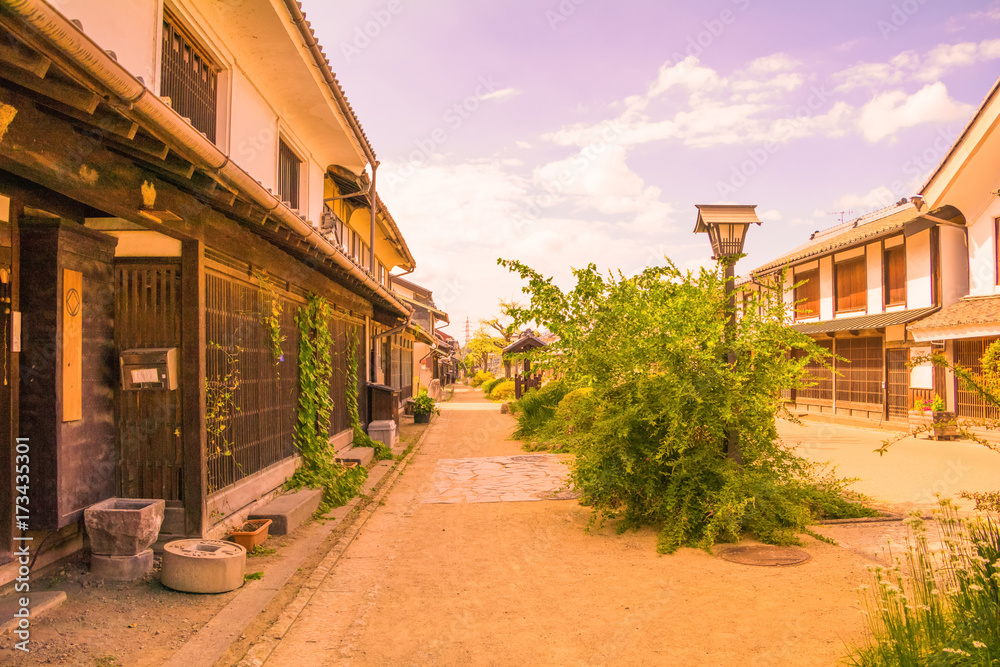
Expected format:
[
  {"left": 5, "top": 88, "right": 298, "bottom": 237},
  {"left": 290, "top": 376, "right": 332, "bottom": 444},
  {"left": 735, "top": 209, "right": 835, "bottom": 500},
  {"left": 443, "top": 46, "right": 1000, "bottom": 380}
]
[{"left": 715, "top": 545, "right": 811, "bottom": 567}]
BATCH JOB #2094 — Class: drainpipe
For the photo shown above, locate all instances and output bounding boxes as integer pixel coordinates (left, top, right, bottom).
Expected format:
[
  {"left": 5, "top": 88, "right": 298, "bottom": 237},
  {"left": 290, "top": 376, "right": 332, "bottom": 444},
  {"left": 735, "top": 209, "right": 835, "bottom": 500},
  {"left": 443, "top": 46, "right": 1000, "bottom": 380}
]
[
  {"left": 370, "top": 161, "right": 378, "bottom": 274},
  {"left": 1, "top": 0, "right": 409, "bottom": 316}
]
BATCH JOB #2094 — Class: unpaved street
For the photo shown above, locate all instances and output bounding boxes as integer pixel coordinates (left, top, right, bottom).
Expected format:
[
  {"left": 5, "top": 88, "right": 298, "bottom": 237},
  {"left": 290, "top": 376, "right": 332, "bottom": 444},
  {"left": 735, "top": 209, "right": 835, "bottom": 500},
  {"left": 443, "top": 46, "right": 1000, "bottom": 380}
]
[{"left": 246, "top": 388, "right": 873, "bottom": 666}]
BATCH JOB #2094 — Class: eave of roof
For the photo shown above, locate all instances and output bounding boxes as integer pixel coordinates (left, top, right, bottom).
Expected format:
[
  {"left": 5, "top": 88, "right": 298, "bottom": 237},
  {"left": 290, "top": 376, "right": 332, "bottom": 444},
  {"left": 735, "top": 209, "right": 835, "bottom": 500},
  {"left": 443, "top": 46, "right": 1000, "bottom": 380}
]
[
  {"left": 791, "top": 306, "right": 939, "bottom": 335},
  {"left": 909, "top": 296, "right": 1000, "bottom": 332},
  {"left": 752, "top": 204, "right": 919, "bottom": 275}
]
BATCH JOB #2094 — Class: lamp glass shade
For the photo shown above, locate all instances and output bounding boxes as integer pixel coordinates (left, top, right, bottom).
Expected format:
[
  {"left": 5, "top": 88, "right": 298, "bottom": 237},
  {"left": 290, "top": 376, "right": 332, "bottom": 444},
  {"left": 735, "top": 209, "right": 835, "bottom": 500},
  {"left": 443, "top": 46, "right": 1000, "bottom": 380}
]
[{"left": 708, "top": 222, "right": 749, "bottom": 257}]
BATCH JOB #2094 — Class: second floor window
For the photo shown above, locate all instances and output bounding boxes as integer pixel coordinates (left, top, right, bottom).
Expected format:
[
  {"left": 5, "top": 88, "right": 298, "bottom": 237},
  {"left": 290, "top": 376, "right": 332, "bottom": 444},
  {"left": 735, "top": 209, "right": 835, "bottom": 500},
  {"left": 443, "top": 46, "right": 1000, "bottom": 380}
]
[
  {"left": 161, "top": 14, "right": 219, "bottom": 142},
  {"left": 835, "top": 256, "right": 866, "bottom": 313},
  {"left": 884, "top": 243, "right": 906, "bottom": 306},
  {"left": 794, "top": 269, "right": 819, "bottom": 319},
  {"left": 278, "top": 140, "right": 301, "bottom": 210}
]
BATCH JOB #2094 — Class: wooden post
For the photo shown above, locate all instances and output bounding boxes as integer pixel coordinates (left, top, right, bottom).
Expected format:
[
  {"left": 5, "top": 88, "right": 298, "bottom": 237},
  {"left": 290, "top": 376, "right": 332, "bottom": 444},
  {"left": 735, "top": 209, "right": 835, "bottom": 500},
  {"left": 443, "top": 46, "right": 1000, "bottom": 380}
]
[{"left": 181, "top": 240, "right": 206, "bottom": 536}]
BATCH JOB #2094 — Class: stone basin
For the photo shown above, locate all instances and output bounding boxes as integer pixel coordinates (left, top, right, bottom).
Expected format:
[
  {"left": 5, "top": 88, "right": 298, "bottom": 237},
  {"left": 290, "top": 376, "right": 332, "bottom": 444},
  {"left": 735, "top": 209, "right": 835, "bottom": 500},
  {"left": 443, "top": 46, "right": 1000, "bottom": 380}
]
[{"left": 84, "top": 498, "right": 165, "bottom": 556}]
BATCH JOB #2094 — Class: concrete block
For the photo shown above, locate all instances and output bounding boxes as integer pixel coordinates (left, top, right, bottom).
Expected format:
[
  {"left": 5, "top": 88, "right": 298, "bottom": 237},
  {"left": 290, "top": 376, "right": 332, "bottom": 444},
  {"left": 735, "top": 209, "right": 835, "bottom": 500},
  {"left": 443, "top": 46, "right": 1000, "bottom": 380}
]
[
  {"left": 91, "top": 549, "right": 154, "bottom": 581},
  {"left": 84, "top": 498, "right": 165, "bottom": 556},
  {"left": 337, "top": 446, "right": 374, "bottom": 469},
  {"left": 161, "top": 539, "right": 246, "bottom": 594},
  {"left": 249, "top": 488, "right": 323, "bottom": 536},
  {"left": 0, "top": 591, "right": 67, "bottom": 635}
]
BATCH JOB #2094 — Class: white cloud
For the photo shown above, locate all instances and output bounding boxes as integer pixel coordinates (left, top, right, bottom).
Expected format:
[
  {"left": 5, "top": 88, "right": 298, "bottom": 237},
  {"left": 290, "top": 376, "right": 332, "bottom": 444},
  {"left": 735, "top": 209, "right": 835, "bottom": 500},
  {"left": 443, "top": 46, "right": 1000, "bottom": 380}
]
[
  {"left": 833, "top": 39, "right": 1000, "bottom": 92},
  {"left": 478, "top": 87, "right": 522, "bottom": 102},
  {"left": 857, "top": 82, "right": 973, "bottom": 143}
]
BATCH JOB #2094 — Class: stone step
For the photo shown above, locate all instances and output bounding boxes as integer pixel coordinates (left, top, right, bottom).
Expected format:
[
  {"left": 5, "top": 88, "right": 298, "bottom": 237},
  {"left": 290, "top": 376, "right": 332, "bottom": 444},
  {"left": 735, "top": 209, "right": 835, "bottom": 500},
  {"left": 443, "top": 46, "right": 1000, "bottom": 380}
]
[
  {"left": 0, "top": 591, "right": 67, "bottom": 635},
  {"left": 248, "top": 488, "right": 324, "bottom": 536},
  {"left": 336, "top": 445, "right": 374, "bottom": 469}
]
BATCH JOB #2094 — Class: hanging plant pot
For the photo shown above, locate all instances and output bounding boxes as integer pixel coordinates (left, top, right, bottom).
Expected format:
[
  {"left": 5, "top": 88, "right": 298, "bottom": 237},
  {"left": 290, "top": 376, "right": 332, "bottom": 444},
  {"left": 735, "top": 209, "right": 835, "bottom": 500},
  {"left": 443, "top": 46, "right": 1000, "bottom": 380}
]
[{"left": 229, "top": 518, "right": 272, "bottom": 551}]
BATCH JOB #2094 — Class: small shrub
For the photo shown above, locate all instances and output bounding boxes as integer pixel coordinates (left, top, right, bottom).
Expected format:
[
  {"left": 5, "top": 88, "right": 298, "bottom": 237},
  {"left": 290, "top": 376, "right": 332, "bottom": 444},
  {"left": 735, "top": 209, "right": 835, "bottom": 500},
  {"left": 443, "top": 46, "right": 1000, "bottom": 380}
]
[
  {"left": 470, "top": 370, "right": 494, "bottom": 388},
  {"left": 489, "top": 380, "right": 516, "bottom": 401},
  {"left": 481, "top": 377, "right": 503, "bottom": 395},
  {"left": 511, "top": 380, "right": 570, "bottom": 440},
  {"left": 847, "top": 500, "right": 1000, "bottom": 666}
]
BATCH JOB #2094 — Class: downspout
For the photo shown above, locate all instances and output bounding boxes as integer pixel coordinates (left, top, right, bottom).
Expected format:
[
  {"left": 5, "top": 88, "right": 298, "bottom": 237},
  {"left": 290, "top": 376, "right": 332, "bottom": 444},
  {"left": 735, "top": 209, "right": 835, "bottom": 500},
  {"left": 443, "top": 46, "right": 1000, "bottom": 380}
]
[
  {"left": 1, "top": 0, "right": 408, "bottom": 315},
  {"left": 370, "top": 161, "right": 378, "bottom": 274}
]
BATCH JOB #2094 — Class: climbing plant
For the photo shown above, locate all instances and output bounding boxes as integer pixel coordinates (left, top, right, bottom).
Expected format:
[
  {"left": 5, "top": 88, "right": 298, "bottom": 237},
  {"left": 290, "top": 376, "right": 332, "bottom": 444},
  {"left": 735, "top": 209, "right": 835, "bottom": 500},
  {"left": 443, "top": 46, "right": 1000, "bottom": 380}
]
[
  {"left": 347, "top": 332, "right": 393, "bottom": 461},
  {"left": 286, "top": 294, "right": 366, "bottom": 511},
  {"left": 253, "top": 271, "right": 286, "bottom": 365}
]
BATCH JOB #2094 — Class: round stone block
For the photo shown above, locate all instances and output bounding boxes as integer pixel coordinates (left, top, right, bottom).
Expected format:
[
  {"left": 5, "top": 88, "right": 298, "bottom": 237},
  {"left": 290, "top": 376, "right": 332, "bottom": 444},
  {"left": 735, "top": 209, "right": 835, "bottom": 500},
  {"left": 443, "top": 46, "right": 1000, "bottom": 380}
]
[
  {"left": 161, "top": 539, "right": 246, "bottom": 594},
  {"left": 91, "top": 549, "right": 154, "bottom": 581}
]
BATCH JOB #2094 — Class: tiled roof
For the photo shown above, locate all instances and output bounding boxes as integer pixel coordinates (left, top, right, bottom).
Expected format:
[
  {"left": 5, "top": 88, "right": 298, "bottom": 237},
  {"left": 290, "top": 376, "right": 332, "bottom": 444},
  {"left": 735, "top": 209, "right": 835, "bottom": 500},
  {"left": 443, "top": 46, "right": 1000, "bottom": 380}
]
[
  {"left": 909, "top": 296, "right": 1000, "bottom": 331},
  {"left": 752, "top": 204, "right": 919, "bottom": 275},
  {"left": 791, "top": 306, "right": 939, "bottom": 334}
]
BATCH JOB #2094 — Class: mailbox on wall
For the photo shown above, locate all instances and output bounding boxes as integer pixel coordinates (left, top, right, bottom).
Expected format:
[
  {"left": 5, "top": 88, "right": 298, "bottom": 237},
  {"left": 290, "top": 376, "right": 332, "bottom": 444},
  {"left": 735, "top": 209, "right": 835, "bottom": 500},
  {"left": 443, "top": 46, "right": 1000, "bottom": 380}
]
[{"left": 120, "top": 348, "right": 179, "bottom": 391}]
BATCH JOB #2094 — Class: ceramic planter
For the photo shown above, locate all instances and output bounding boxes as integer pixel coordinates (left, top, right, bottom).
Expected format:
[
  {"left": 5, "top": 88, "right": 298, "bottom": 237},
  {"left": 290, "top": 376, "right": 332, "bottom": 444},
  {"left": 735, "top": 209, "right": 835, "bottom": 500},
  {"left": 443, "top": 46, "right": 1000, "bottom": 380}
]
[{"left": 230, "top": 518, "right": 272, "bottom": 551}]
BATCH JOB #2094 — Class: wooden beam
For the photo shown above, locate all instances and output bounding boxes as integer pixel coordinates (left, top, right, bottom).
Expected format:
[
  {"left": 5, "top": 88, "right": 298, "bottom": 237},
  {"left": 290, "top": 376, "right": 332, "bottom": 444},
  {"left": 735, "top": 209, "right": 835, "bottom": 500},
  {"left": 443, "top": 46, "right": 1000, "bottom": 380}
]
[
  {"left": 181, "top": 239, "right": 206, "bottom": 536},
  {"left": 0, "top": 65, "right": 98, "bottom": 114},
  {"left": 0, "top": 33, "right": 51, "bottom": 79},
  {"left": 43, "top": 100, "right": 138, "bottom": 140}
]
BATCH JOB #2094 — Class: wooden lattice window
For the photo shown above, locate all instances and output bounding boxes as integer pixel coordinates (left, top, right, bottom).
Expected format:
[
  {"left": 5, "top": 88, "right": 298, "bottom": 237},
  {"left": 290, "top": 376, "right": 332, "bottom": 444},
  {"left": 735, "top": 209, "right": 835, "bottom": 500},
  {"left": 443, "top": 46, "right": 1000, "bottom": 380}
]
[
  {"left": 161, "top": 13, "right": 218, "bottom": 142},
  {"left": 796, "top": 339, "right": 833, "bottom": 403},
  {"left": 835, "top": 336, "right": 883, "bottom": 406},
  {"left": 278, "top": 139, "right": 301, "bottom": 210},
  {"left": 955, "top": 337, "right": 1000, "bottom": 420},
  {"left": 794, "top": 269, "right": 820, "bottom": 319},
  {"left": 835, "top": 256, "right": 867, "bottom": 313},
  {"left": 884, "top": 242, "right": 906, "bottom": 306}
]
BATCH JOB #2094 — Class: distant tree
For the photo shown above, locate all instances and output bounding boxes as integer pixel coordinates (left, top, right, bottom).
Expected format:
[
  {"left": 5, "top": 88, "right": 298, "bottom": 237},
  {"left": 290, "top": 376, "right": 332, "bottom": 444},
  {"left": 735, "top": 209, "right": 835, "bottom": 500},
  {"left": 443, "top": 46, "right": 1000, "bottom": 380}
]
[{"left": 466, "top": 327, "right": 504, "bottom": 374}]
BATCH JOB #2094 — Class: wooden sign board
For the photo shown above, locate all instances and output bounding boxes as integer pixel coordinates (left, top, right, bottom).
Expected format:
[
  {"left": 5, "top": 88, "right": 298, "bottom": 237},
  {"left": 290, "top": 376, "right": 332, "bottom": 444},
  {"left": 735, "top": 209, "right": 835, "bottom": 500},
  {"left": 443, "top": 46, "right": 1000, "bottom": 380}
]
[{"left": 63, "top": 268, "right": 83, "bottom": 422}]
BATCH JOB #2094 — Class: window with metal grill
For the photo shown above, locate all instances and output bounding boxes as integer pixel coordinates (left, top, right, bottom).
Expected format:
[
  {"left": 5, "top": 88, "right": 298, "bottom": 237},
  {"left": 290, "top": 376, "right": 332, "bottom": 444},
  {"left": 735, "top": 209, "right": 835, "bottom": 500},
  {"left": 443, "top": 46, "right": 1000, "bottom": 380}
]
[
  {"left": 884, "top": 242, "right": 906, "bottom": 306},
  {"left": 795, "top": 339, "right": 833, "bottom": 403},
  {"left": 835, "top": 256, "right": 867, "bottom": 313},
  {"left": 278, "top": 139, "right": 301, "bottom": 210},
  {"left": 794, "top": 269, "right": 819, "bottom": 319},
  {"left": 161, "top": 14, "right": 218, "bottom": 143}
]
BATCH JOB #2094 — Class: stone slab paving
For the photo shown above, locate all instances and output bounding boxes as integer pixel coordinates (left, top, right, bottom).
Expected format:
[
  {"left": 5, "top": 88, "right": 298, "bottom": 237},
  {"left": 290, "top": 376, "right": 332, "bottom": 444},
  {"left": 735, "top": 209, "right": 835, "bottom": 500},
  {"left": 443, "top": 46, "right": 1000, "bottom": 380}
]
[{"left": 423, "top": 454, "right": 578, "bottom": 504}]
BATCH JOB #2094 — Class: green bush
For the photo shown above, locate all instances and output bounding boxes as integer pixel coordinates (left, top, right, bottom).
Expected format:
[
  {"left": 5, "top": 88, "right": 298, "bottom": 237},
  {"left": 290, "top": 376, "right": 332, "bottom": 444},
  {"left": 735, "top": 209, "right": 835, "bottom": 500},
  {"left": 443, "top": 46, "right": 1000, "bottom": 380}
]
[
  {"left": 500, "top": 257, "right": 874, "bottom": 553},
  {"left": 511, "top": 380, "right": 570, "bottom": 439},
  {"left": 481, "top": 377, "right": 503, "bottom": 395},
  {"left": 489, "top": 380, "right": 515, "bottom": 402},
  {"left": 470, "top": 370, "right": 494, "bottom": 388}
]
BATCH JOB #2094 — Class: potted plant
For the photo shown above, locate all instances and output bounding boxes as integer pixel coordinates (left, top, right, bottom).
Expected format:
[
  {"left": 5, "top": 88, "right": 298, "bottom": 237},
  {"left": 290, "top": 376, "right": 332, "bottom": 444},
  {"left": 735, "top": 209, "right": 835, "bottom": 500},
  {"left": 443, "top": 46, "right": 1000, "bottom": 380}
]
[
  {"left": 928, "top": 394, "right": 958, "bottom": 440},
  {"left": 411, "top": 388, "right": 439, "bottom": 424},
  {"left": 230, "top": 518, "right": 272, "bottom": 551}
]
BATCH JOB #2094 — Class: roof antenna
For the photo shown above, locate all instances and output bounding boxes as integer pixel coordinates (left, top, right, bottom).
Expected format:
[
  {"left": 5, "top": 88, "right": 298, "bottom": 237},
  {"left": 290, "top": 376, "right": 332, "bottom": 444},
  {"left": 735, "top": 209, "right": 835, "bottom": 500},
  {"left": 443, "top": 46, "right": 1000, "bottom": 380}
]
[{"left": 827, "top": 209, "right": 852, "bottom": 224}]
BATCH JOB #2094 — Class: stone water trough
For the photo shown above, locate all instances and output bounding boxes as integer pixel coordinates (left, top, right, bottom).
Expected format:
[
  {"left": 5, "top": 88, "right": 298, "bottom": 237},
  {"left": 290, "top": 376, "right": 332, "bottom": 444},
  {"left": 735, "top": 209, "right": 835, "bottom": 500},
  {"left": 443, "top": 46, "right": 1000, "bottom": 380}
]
[{"left": 83, "top": 498, "right": 165, "bottom": 581}]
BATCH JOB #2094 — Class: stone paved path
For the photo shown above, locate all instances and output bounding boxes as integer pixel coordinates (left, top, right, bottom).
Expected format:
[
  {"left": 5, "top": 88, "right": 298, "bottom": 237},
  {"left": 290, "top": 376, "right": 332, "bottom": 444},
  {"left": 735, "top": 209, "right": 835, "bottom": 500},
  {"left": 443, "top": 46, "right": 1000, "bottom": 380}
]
[{"left": 423, "top": 454, "right": 576, "bottom": 504}]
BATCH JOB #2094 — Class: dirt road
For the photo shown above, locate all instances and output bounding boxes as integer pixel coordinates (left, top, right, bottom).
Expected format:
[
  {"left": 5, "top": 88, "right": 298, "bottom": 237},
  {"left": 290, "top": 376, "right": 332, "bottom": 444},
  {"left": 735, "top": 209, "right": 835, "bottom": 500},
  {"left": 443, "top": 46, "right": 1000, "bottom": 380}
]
[{"left": 249, "top": 387, "right": 872, "bottom": 666}]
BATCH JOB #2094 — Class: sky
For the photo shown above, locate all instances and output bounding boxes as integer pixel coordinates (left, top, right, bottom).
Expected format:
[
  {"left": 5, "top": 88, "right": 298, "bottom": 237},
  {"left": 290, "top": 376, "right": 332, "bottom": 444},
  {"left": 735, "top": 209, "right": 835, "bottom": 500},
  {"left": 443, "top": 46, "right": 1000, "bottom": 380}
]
[{"left": 300, "top": 0, "right": 1000, "bottom": 342}]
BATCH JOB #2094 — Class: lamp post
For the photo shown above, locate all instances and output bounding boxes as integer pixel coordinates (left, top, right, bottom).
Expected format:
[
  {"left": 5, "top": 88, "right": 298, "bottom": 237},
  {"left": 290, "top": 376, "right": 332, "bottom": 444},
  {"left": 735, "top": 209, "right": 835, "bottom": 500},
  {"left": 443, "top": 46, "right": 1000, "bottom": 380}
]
[{"left": 693, "top": 204, "right": 763, "bottom": 466}]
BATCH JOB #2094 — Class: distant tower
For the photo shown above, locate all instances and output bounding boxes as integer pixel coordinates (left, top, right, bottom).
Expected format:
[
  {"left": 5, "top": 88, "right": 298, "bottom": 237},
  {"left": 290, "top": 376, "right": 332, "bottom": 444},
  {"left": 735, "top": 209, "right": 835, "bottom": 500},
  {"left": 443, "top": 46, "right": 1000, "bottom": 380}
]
[{"left": 464, "top": 317, "right": 471, "bottom": 345}]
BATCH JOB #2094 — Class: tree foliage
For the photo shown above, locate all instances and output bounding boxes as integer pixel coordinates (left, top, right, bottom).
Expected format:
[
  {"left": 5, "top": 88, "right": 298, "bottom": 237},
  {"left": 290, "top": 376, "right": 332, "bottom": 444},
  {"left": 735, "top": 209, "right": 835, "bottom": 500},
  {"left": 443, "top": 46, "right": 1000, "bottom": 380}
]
[{"left": 500, "top": 258, "right": 875, "bottom": 552}]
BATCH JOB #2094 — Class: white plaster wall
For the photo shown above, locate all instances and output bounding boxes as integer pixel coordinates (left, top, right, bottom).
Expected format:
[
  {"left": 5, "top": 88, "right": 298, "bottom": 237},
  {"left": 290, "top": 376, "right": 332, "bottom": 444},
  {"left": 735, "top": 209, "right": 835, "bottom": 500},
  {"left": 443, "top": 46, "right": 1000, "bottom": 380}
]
[
  {"left": 819, "top": 256, "right": 834, "bottom": 320},
  {"left": 906, "top": 229, "right": 933, "bottom": 308},
  {"left": 49, "top": 0, "right": 160, "bottom": 88},
  {"left": 966, "top": 199, "right": 1000, "bottom": 296},
  {"left": 910, "top": 346, "right": 934, "bottom": 390},
  {"left": 940, "top": 225, "right": 970, "bottom": 307},
  {"left": 229, "top": 71, "right": 277, "bottom": 193},
  {"left": 866, "top": 243, "right": 883, "bottom": 314}
]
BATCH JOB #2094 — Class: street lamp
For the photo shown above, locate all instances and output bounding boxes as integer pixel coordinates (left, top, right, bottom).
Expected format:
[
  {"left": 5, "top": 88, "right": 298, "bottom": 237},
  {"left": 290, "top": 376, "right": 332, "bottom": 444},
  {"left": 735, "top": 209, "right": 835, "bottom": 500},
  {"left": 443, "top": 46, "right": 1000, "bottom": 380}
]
[{"left": 693, "top": 204, "right": 763, "bottom": 466}]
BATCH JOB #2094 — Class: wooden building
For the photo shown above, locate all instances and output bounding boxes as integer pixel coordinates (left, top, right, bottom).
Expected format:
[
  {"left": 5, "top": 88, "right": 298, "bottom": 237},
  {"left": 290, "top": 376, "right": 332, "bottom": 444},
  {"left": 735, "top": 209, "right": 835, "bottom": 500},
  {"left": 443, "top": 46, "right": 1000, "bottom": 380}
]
[{"left": 0, "top": 0, "right": 417, "bottom": 584}]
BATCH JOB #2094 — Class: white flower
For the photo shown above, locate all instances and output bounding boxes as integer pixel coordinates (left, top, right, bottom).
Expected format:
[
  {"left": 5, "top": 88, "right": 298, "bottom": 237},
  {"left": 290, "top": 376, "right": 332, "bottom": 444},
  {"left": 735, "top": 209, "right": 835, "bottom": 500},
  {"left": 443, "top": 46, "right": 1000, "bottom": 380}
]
[
  {"left": 974, "top": 641, "right": 986, "bottom": 649},
  {"left": 941, "top": 648, "right": 971, "bottom": 656}
]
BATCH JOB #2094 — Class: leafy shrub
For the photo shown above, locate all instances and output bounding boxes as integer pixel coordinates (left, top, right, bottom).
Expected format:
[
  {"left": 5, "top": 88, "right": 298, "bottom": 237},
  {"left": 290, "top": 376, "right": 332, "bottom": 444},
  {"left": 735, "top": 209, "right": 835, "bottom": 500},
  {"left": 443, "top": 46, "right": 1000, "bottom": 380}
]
[
  {"left": 481, "top": 377, "right": 503, "bottom": 395},
  {"left": 470, "top": 370, "right": 494, "bottom": 388},
  {"left": 489, "top": 380, "right": 515, "bottom": 402},
  {"left": 511, "top": 380, "right": 570, "bottom": 439},
  {"left": 501, "top": 257, "right": 871, "bottom": 552}
]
